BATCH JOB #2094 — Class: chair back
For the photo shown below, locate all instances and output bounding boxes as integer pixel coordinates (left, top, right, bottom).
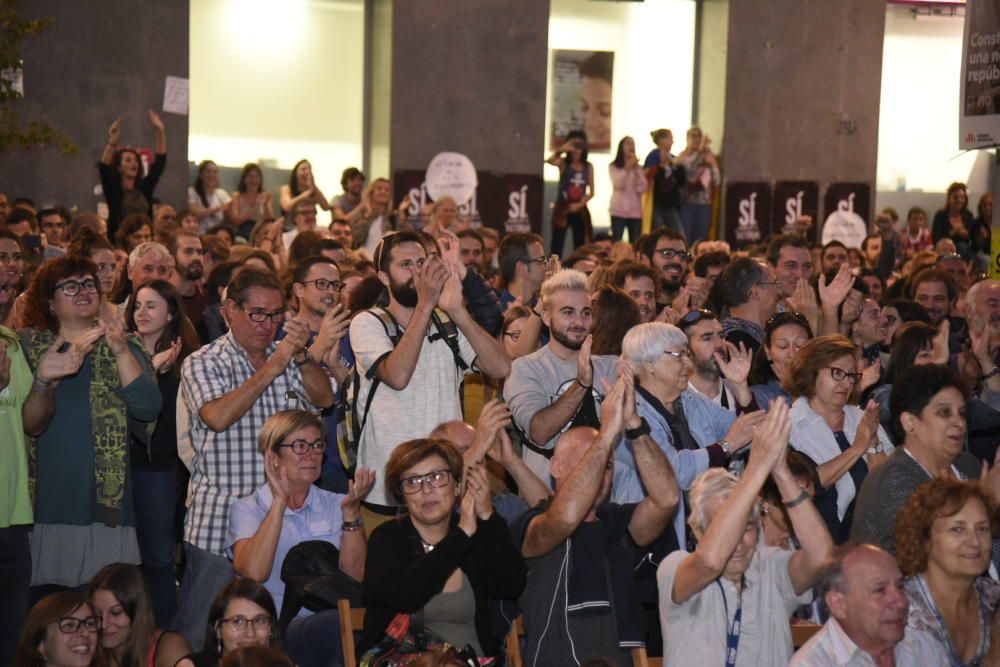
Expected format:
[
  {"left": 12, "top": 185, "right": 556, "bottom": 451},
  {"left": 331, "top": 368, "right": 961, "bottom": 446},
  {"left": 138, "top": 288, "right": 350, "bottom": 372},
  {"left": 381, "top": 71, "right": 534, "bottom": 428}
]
[{"left": 338, "top": 599, "right": 366, "bottom": 667}]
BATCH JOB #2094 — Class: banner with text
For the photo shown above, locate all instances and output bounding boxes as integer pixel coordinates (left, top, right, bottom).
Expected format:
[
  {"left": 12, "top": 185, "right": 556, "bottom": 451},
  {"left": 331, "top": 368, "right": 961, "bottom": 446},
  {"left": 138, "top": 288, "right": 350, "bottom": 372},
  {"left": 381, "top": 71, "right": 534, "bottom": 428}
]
[
  {"left": 772, "top": 181, "right": 820, "bottom": 242},
  {"left": 724, "top": 182, "right": 773, "bottom": 248},
  {"left": 821, "top": 183, "right": 871, "bottom": 249},
  {"left": 960, "top": 0, "right": 1000, "bottom": 149}
]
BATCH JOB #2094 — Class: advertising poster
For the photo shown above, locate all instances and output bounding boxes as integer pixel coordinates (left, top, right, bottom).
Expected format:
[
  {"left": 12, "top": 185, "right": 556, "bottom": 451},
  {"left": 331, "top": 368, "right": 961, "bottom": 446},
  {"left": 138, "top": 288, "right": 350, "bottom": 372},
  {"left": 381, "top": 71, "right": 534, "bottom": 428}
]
[
  {"left": 772, "top": 181, "right": 819, "bottom": 241},
  {"left": 393, "top": 171, "right": 543, "bottom": 235},
  {"left": 549, "top": 49, "right": 614, "bottom": 152},
  {"left": 723, "top": 182, "right": 772, "bottom": 248},
  {"left": 960, "top": 0, "right": 1000, "bottom": 149},
  {"left": 821, "top": 183, "right": 871, "bottom": 249}
]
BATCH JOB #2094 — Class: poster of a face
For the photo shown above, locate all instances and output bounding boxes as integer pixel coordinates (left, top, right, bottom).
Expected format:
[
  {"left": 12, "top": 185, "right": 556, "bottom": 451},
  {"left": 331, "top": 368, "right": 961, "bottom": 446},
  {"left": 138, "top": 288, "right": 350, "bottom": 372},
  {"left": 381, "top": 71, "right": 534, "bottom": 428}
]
[{"left": 550, "top": 49, "right": 614, "bottom": 151}]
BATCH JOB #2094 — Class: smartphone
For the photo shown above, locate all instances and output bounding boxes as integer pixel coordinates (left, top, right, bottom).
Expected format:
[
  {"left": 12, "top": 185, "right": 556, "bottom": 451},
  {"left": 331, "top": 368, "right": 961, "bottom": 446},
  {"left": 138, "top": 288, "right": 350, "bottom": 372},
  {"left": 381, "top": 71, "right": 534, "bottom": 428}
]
[{"left": 22, "top": 234, "right": 42, "bottom": 249}]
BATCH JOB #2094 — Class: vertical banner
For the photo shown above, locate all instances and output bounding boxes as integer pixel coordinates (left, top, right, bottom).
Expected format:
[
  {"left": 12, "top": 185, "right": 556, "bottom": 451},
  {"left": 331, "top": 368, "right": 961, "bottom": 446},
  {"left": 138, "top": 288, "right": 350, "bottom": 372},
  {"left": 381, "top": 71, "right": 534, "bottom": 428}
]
[
  {"left": 772, "top": 181, "right": 819, "bottom": 241},
  {"left": 723, "top": 182, "right": 772, "bottom": 248},
  {"left": 821, "top": 182, "right": 871, "bottom": 248},
  {"left": 550, "top": 50, "right": 614, "bottom": 152},
  {"left": 959, "top": 0, "right": 1000, "bottom": 149}
]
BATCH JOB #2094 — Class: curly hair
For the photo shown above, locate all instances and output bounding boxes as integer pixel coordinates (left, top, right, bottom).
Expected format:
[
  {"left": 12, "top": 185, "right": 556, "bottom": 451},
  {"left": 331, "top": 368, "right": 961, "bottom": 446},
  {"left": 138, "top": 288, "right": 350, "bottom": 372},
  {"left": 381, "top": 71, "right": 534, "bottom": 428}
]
[
  {"left": 21, "top": 256, "right": 100, "bottom": 332},
  {"left": 894, "top": 477, "right": 997, "bottom": 576}
]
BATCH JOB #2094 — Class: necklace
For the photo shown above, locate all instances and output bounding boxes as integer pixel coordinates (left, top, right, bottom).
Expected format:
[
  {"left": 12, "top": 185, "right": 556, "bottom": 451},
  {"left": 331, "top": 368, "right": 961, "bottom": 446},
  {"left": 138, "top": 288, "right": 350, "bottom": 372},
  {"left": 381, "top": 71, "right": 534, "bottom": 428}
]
[{"left": 421, "top": 539, "right": 436, "bottom": 552}]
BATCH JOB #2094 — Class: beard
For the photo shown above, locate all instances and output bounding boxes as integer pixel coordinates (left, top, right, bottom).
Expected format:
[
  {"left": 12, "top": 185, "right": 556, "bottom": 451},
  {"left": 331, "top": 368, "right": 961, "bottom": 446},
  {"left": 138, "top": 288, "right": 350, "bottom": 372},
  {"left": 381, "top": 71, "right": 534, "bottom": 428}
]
[
  {"left": 660, "top": 264, "right": 684, "bottom": 293},
  {"left": 389, "top": 276, "right": 419, "bottom": 308},
  {"left": 551, "top": 325, "right": 587, "bottom": 350},
  {"left": 694, "top": 355, "right": 721, "bottom": 380},
  {"left": 182, "top": 262, "right": 203, "bottom": 281}
]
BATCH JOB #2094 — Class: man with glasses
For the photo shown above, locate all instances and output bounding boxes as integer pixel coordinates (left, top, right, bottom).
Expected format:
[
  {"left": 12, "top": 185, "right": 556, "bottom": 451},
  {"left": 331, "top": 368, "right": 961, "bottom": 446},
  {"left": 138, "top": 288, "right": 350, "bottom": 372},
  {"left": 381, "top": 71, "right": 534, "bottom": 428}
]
[
  {"left": 168, "top": 230, "right": 207, "bottom": 332},
  {"left": 176, "top": 266, "right": 336, "bottom": 648},
  {"left": 38, "top": 207, "right": 69, "bottom": 252},
  {"left": 636, "top": 227, "right": 709, "bottom": 317},
  {"left": 283, "top": 200, "right": 319, "bottom": 249},
  {"left": 715, "top": 257, "right": 781, "bottom": 355}
]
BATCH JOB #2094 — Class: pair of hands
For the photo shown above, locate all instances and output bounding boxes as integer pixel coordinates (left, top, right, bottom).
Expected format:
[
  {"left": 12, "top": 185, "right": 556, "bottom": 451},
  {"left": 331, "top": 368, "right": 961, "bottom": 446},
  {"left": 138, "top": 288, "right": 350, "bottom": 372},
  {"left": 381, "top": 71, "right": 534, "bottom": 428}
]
[
  {"left": 597, "top": 366, "right": 642, "bottom": 437},
  {"left": 107, "top": 110, "right": 163, "bottom": 144},
  {"left": 277, "top": 304, "right": 352, "bottom": 367},
  {"left": 36, "top": 319, "right": 130, "bottom": 385},
  {"left": 264, "top": 450, "right": 376, "bottom": 519},
  {"left": 853, "top": 400, "right": 888, "bottom": 470},
  {"left": 414, "top": 255, "right": 464, "bottom": 315},
  {"left": 670, "top": 276, "right": 710, "bottom": 316},
  {"left": 469, "top": 399, "right": 517, "bottom": 467}
]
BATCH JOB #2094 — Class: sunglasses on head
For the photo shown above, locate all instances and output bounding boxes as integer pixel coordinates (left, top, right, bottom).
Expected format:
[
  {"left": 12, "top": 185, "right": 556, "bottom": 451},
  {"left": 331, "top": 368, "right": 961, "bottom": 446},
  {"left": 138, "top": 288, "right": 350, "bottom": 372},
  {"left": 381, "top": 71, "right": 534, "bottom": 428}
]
[{"left": 679, "top": 308, "right": 718, "bottom": 330}]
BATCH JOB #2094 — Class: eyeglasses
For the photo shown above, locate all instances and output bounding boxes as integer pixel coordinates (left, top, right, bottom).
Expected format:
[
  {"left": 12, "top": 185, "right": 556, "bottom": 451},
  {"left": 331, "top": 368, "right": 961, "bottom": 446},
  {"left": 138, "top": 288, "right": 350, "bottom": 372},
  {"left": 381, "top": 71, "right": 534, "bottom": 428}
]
[
  {"left": 756, "top": 281, "right": 782, "bottom": 289},
  {"left": 525, "top": 256, "right": 548, "bottom": 265},
  {"left": 277, "top": 439, "right": 327, "bottom": 455},
  {"left": 56, "top": 616, "right": 101, "bottom": 634},
  {"left": 827, "top": 367, "right": 862, "bottom": 384},
  {"left": 656, "top": 248, "right": 692, "bottom": 262},
  {"left": 662, "top": 348, "right": 693, "bottom": 361},
  {"left": 220, "top": 615, "right": 272, "bottom": 631},
  {"left": 299, "top": 278, "right": 345, "bottom": 293},
  {"left": 54, "top": 278, "right": 98, "bottom": 297},
  {"left": 238, "top": 305, "right": 284, "bottom": 323},
  {"left": 679, "top": 308, "right": 717, "bottom": 330},
  {"left": 503, "top": 330, "right": 522, "bottom": 341},
  {"left": 398, "top": 468, "right": 453, "bottom": 494}
]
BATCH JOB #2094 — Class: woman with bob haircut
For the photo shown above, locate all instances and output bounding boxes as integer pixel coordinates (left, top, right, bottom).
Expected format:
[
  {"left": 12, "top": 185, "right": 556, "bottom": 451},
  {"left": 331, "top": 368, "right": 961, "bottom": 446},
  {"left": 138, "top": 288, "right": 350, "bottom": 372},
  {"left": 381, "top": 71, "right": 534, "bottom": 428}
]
[
  {"left": 895, "top": 478, "right": 1000, "bottom": 666},
  {"left": 785, "top": 335, "right": 893, "bottom": 543},
  {"left": 175, "top": 580, "right": 286, "bottom": 667},
  {"left": 19, "top": 256, "right": 161, "bottom": 593},
  {"left": 360, "top": 438, "right": 526, "bottom": 661},
  {"left": 88, "top": 563, "right": 189, "bottom": 667},
  {"left": 13, "top": 591, "right": 100, "bottom": 667},
  {"left": 851, "top": 364, "right": 979, "bottom": 551},
  {"left": 227, "top": 409, "right": 374, "bottom": 667}
]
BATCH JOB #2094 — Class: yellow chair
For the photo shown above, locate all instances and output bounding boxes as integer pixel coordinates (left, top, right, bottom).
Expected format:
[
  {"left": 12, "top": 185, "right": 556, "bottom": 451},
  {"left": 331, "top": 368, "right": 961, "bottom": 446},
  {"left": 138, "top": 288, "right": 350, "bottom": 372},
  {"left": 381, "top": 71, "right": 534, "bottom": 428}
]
[{"left": 337, "top": 599, "right": 366, "bottom": 667}]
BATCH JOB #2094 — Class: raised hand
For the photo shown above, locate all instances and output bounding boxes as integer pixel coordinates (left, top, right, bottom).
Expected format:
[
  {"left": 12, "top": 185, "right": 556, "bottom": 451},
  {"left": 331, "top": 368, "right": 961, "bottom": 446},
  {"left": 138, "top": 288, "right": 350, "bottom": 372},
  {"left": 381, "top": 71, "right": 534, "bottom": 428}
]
[
  {"left": 152, "top": 338, "right": 182, "bottom": 374},
  {"left": 36, "top": 335, "right": 89, "bottom": 384},
  {"left": 264, "top": 451, "right": 292, "bottom": 506},
  {"left": 341, "top": 468, "right": 375, "bottom": 518},
  {"left": 577, "top": 334, "right": 594, "bottom": 388},
  {"left": 786, "top": 278, "right": 819, "bottom": 332},
  {"left": 277, "top": 318, "right": 310, "bottom": 363},
  {"left": 969, "top": 316, "right": 994, "bottom": 369},
  {"left": 470, "top": 399, "right": 512, "bottom": 463},
  {"left": 818, "top": 264, "right": 854, "bottom": 310},
  {"left": 436, "top": 264, "right": 465, "bottom": 315},
  {"left": 684, "top": 276, "right": 711, "bottom": 310},
  {"left": 598, "top": 372, "right": 627, "bottom": 438},
  {"left": 414, "top": 256, "right": 448, "bottom": 307},
  {"left": 621, "top": 369, "right": 641, "bottom": 430},
  {"left": 716, "top": 341, "right": 752, "bottom": 387},
  {"left": 853, "top": 400, "right": 880, "bottom": 452},
  {"left": 148, "top": 109, "right": 164, "bottom": 131},
  {"left": 312, "top": 304, "right": 351, "bottom": 359},
  {"left": 748, "top": 399, "right": 791, "bottom": 473},
  {"left": 724, "top": 410, "right": 767, "bottom": 450},
  {"left": 841, "top": 290, "right": 864, "bottom": 326},
  {"left": 655, "top": 306, "right": 681, "bottom": 325},
  {"left": 857, "top": 357, "right": 881, "bottom": 394},
  {"left": 932, "top": 319, "right": 951, "bottom": 365},
  {"left": 465, "top": 461, "right": 493, "bottom": 520},
  {"left": 107, "top": 117, "right": 122, "bottom": 145},
  {"left": 546, "top": 255, "right": 561, "bottom": 280},
  {"left": 439, "top": 229, "right": 467, "bottom": 280},
  {"left": 105, "top": 316, "right": 129, "bottom": 356}
]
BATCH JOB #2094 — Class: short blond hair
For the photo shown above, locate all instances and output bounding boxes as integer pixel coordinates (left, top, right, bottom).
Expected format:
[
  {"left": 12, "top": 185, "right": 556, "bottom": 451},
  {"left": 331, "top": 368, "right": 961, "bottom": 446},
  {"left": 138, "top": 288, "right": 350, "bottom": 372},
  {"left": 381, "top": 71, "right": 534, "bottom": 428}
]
[
  {"left": 540, "top": 268, "right": 588, "bottom": 306},
  {"left": 257, "top": 410, "right": 326, "bottom": 455}
]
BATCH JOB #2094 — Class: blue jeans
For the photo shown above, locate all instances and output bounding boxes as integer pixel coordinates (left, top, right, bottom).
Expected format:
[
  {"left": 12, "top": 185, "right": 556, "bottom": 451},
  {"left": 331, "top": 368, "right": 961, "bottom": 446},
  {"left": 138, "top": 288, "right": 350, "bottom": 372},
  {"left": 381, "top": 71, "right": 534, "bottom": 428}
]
[
  {"left": 173, "top": 542, "right": 234, "bottom": 650},
  {"left": 285, "top": 610, "right": 344, "bottom": 667},
  {"left": 610, "top": 216, "right": 641, "bottom": 243},
  {"left": 652, "top": 207, "right": 684, "bottom": 240},
  {"left": 133, "top": 468, "right": 180, "bottom": 627},
  {"left": 0, "top": 526, "right": 30, "bottom": 666},
  {"left": 681, "top": 203, "right": 712, "bottom": 244}
]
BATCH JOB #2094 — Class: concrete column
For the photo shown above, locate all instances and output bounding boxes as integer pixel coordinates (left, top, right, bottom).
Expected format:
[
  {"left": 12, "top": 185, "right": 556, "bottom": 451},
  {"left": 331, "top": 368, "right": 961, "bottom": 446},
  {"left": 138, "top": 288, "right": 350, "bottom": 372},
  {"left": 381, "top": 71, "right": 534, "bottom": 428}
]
[{"left": 0, "top": 0, "right": 189, "bottom": 213}]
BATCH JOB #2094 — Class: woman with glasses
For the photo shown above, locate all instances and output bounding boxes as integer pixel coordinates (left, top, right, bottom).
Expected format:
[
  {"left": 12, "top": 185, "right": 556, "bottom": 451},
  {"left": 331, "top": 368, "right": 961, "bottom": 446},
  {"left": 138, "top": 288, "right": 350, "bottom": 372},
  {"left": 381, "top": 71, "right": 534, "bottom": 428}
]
[
  {"left": 227, "top": 410, "right": 374, "bottom": 667},
  {"left": 748, "top": 311, "right": 813, "bottom": 407},
  {"left": 123, "top": 280, "right": 200, "bottom": 626},
  {"left": 88, "top": 563, "right": 190, "bottom": 667},
  {"left": 360, "top": 438, "right": 526, "bottom": 661},
  {"left": 19, "top": 256, "right": 161, "bottom": 595},
  {"left": 786, "top": 335, "right": 893, "bottom": 543},
  {"left": 499, "top": 305, "right": 537, "bottom": 361},
  {"left": 13, "top": 591, "right": 100, "bottom": 667},
  {"left": 175, "top": 580, "right": 285, "bottom": 667}
]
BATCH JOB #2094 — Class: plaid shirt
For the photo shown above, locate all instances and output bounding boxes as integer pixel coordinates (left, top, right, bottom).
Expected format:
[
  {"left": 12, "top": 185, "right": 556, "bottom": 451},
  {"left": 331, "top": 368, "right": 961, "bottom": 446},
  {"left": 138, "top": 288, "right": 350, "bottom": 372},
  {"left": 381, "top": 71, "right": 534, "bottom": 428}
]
[{"left": 181, "top": 332, "right": 316, "bottom": 554}]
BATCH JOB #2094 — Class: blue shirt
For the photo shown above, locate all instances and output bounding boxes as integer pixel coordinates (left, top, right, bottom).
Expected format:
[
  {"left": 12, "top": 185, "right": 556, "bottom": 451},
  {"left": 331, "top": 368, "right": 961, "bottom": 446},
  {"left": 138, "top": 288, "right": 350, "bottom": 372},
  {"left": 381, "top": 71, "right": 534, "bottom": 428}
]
[{"left": 227, "top": 484, "right": 347, "bottom": 615}]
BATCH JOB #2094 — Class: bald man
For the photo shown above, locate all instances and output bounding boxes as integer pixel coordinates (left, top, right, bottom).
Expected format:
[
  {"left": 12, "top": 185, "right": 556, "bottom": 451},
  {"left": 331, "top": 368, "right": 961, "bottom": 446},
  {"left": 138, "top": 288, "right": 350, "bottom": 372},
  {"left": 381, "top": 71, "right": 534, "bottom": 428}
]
[
  {"left": 791, "top": 543, "right": 947, "bottom": 666},
  {"left": 513, "top": 375, "right": 679, "bottom": 666}
]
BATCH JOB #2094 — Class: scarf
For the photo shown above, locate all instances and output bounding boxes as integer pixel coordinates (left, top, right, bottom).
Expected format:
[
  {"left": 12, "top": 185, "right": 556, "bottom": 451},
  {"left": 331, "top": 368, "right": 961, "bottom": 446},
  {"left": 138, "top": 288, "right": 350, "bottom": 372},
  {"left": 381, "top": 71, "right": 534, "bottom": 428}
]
[{"left": 25, "top": 329, "right": 152, "bottom": 526}]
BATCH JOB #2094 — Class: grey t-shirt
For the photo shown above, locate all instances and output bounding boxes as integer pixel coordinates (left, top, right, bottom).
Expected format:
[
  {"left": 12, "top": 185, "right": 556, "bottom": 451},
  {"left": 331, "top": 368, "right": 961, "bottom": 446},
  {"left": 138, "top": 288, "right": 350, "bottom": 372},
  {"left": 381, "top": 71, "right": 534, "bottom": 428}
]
[
  {"left": 503, "top": 345, "right": 619, "bottom": 483},
  {"left": 657, "top": 546, "right": 811, "bottom": 667}
]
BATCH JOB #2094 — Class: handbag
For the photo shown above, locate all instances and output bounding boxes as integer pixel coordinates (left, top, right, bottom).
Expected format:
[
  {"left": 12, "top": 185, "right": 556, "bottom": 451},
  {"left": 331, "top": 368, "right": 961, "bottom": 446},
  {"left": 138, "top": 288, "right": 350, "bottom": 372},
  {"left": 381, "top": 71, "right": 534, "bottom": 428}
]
[{"left": 360, "top": 612, "right": 491, "bottom": 667}]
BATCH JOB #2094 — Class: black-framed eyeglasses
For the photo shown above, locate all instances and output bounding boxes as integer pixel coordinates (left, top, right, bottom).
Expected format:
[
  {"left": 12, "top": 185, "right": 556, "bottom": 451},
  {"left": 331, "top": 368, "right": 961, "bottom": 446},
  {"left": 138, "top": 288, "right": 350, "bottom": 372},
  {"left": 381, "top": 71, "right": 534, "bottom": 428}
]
[
  {"left": 827, "top": 367, "right": 862, "bottom": 384},
  {"left": 662, "top": 348, "right": 693, "bottom": 361},
  {"left": 525, "top": 256, "right": 547, "bottom": 265},
  {"left": 299, "top": 279, "right": 345, "bottom": 293},
  {"left": 219, "top": 615, "right": 272, "bottom": 631},
  {"left": 679, "top": 308, "right": 717, "bottom": 330},
  {"left": 656, "top": 248, "right": 692, "bottom": 262},
  {"left": 398, "top": 468, "right": 453, "bottom": 494},
  {"left": 503, "top": 330, "right": 522, "bottom": 341},
  {"left": 56, "top": 616, "right": 101, "bottom": 634},
  {"left": 238, "top": 305, "right": 284, "bottom": 323},
  {"left": 766, "top": 311, "right": 811, "bottom": 332},
  {"left": 54, "top": 278, "right": 99, "bottom": 297},
  {"left": 277, "top": 439, "right": 327, "bottom": 455}
]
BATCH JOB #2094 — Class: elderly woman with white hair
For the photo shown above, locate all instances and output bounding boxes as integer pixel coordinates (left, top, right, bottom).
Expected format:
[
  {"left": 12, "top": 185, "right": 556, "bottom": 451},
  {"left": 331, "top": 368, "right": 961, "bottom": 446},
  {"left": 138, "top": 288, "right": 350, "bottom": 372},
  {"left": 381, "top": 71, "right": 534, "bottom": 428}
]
[
  {"left": 613, "top": 322, "right": 766, "bottom": 551},
  {"left": 657, "top": 400, "right": 833, "bottom": 666}
]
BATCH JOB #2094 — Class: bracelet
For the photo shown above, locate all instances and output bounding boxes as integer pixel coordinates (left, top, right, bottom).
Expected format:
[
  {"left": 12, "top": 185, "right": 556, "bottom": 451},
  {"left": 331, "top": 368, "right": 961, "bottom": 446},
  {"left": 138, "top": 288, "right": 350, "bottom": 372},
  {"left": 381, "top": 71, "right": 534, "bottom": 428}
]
[
  {"left": 575, "top": 378, "right": 591, "bottom": 390},
  {"left": 783, "top": 490, "right": 811, "bottom": 509},
  {"left": 342, "top": 517, "right": 364, "bottom": 532},
  {"left": 624, "top": 418, "right": 651, "bottom": 440},
  {"left": 980, "top": 365, "right": 1000, "bottom": 382}
]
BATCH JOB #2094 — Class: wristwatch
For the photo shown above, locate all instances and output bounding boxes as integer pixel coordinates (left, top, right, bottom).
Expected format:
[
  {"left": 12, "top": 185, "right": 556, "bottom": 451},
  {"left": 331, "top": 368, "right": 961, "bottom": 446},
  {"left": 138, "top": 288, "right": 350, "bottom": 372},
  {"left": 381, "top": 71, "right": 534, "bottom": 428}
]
[
  {"left": 294, "top": 349, "right": 313, "bottom": 367},
  {"left": 979, "top": 365, "right": 1000, "bottom": 382},
  {"left": 624, "top": 418, "right": 651, "bottom": 440},
  {"left": 717, "top": 440, "right": 732, "bottom": 457}
]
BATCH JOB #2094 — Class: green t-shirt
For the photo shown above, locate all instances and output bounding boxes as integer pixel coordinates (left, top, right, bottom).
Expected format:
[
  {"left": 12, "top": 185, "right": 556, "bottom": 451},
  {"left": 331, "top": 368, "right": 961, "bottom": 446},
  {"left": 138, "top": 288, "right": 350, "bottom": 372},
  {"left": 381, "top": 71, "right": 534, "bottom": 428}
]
[{"left": 0, "top": 327, "right": 32, "bottom": 527}]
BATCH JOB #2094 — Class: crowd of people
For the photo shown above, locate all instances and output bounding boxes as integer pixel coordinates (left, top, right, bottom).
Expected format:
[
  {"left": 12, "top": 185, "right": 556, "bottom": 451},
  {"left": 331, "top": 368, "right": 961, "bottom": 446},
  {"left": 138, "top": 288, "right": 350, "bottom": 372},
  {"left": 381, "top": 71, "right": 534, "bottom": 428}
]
[{"left": 1, "top": 117, "right": 999, "bottom": 667}]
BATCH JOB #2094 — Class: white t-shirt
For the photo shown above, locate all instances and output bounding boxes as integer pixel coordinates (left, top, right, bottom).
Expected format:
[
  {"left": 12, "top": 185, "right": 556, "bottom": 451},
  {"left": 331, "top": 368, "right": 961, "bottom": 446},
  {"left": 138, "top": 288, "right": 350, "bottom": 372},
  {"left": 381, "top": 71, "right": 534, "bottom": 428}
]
[
  {"left": 363, "top": 215, "right": 385, "bottom": 259},
  {"left": 349, "top": 309, "right": 477, "bottom": 506},
  {"left": 187, "top": 186, "right": 232, "bottom": 233},
  {"left": 658, "top": 546, "right": 811, "bottom": 667}
]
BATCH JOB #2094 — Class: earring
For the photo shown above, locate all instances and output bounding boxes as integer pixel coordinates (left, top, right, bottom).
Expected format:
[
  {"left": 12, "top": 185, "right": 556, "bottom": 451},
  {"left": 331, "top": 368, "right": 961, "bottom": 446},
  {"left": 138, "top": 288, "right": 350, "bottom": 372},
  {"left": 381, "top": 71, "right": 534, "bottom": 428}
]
[{"left": 216, "top": 632, "right": 223, "bottom": 655}]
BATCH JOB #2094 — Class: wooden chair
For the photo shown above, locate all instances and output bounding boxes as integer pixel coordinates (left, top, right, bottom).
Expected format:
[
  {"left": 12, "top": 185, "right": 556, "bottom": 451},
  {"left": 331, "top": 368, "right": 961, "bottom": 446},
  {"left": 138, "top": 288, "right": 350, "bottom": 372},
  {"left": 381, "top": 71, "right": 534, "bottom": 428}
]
[
  {"left": 338, "top": 599, "right": 366, "bottom": 667},
  {"left": 506, "top": 616, "right": 661, "bottom": 667},
  {"left": 792, "top": 622, "right": 823, "bottom": 648}
]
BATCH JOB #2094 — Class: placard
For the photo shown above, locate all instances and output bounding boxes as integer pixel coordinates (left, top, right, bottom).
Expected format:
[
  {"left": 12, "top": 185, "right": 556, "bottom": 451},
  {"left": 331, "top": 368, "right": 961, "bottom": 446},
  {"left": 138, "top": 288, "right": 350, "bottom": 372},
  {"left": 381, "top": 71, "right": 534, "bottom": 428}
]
[
  {"left": 959, "top": 0, "right": 1000, "bottom": 149},
  {"left": 724, "top": 182, "right": 772, "bottom": 248},
  {"left": 821, "top": 183, "right": 871, "bottom": 248},
  {"left": 772, "top": 181, "right": 819, "bottom": 241}
]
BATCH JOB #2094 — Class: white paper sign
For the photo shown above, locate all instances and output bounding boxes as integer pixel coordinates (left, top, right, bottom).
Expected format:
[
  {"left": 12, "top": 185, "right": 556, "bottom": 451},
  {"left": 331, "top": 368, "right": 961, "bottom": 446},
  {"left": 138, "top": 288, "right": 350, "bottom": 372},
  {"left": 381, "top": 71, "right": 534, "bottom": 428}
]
[
  {"left": 425, "top": 152, "right": 477, "bottom": 205},
  {"left": 163, "top": 76, "right": 189, "bottom": 116}
]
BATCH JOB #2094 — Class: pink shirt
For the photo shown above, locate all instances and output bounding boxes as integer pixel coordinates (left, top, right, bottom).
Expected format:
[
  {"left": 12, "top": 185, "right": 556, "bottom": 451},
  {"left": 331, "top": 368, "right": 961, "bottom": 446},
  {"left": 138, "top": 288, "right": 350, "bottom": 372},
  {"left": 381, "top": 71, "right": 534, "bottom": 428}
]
[{"left": 608, "top": 165, "right": 647, "bottom": 219}]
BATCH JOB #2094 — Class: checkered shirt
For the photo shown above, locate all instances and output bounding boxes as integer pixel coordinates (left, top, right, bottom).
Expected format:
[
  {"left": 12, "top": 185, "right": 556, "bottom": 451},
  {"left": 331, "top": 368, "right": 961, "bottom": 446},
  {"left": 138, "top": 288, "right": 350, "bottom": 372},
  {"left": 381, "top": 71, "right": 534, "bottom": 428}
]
[{"left": 181, "top": 332, "right": 316, "bottom": 554}]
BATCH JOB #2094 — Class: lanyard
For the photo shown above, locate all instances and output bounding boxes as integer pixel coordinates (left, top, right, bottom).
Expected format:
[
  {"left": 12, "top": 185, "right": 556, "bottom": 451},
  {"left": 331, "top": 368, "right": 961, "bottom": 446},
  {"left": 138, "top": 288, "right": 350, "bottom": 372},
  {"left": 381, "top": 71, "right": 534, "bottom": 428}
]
[
  {"left": 915, "top": 575, "right": 987, "bottom": 667},
  {"left": 716, "top": 580, "right": 743, "bottom": 667}
]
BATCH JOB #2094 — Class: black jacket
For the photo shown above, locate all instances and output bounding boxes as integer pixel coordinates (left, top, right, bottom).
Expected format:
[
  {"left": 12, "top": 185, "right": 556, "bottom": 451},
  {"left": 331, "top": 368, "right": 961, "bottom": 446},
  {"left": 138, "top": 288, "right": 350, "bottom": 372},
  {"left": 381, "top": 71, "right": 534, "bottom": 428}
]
[
  {"left": 462, "top": 267, "right": 503, "bottom": 336},
  {"left": 360, "top": 512, "right": 527, "bottom": 658}
]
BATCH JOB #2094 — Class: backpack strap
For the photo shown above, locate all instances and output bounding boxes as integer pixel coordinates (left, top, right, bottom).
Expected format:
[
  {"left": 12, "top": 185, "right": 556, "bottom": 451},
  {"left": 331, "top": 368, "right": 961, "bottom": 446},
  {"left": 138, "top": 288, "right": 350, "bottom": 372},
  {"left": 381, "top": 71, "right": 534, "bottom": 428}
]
[{"left": 429, "top": 307, "right": 469, "bottom": 372}]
